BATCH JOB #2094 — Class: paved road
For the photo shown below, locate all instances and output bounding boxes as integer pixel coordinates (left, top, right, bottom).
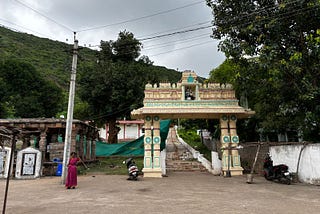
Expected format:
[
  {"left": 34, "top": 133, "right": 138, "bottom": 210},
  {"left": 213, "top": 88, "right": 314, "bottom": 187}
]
[{"left": 1, "top": 171, "right": 320, "bottom": 214}]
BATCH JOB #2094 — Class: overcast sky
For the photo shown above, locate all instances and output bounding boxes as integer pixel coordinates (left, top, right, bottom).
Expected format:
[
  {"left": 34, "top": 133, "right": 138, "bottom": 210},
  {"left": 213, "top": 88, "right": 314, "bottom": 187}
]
[{"left": 1, "top": 0, "right": 225, "bottom": 78}]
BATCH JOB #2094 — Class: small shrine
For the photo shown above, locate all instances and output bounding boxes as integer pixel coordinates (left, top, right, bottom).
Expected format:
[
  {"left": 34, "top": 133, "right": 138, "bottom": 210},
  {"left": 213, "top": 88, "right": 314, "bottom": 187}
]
[
  {"left": 15, "top": 147, "right": 42, "bottom": 179},
  {"left": 0, "top": 147, "right": 12, "bottom": 179},
  {"left": 131, "top": 70, "right": 255, "bottom": 177}
]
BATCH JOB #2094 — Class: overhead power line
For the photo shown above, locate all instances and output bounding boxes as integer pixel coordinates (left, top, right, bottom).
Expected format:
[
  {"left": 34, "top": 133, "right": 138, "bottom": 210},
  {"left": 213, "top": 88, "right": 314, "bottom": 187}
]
[
  {"left": 87, "top": 24, "right": 212, "bottom": 48},
  {"left": 143, "top": 32, "right": 210, "bottom": 47},
  {"left": 138, "top": 25, "right": 212, "bottom": 41},
  {"left": 13, "top": 0, "right": 74, "bottom": 32},
  {"left": 77, "top": 0, "right": 205, "bottom": 32},
  {"left": 138, "top": 20, "right": 211, "bottom": 39},
  {"left": 148, "top": 40, "right": 213, "bottom": 57},
  {"left": 143, "top": 34, "right": 210, "bottom": 50}
]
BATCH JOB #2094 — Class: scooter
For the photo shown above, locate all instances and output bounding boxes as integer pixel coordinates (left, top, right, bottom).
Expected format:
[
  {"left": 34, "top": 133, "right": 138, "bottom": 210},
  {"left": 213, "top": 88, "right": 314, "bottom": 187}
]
[
  {"left": 263, "top": 153, "right": 292, "bottom": 185},
  {"left": 123, "top": 158, "right": 139, "bottom": 181}
]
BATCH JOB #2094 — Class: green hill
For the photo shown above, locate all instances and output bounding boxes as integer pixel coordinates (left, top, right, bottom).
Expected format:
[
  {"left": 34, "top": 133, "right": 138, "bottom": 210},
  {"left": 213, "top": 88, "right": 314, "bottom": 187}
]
[
  {"left": 0, "top": 26, "right": 182, "bottom": 89},
  {"left": 0, "top": 26, "right": 97, "bottom": 89}
]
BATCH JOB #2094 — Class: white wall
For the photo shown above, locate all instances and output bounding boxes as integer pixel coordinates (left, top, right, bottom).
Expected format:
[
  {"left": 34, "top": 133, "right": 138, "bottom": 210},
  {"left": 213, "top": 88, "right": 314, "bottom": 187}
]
[
  {"left": 125, "top": 124, "right": 140, "bottom": 139},
  {"left": 99, "top": 124, "right": 142, "bottom": 141},
  {"left": 99, "top": 128, "right": 107, "bottom": 140},
  {"left": 270, "top": 144, "right": 320, "bottom": 185}
]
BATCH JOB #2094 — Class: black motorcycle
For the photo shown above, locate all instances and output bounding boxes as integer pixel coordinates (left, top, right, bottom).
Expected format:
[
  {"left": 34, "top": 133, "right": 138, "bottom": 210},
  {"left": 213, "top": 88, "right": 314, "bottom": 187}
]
[
  {"left": 263, "top": 153, "right": 292, "bottom": 185},
  {"left": 123, "top": 158, "right": 139, "bottom": 181}
]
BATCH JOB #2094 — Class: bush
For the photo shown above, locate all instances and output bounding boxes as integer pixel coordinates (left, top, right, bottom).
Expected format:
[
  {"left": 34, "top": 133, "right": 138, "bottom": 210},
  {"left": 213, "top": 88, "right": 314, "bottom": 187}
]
[{"left": 177, "top": 128, "right": 211, "bottom": 161}]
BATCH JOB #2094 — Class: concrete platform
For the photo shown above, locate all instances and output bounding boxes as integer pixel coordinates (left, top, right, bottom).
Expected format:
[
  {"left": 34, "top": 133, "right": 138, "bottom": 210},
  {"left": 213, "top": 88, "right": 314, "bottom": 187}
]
[{"left": 1, "top": 171, "right": 320, "bottom": 214}]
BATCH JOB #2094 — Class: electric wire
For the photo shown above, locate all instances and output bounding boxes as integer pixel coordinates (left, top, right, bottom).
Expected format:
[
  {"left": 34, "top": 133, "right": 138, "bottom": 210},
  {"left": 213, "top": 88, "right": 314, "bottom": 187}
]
[
  {"left": 77, "top": 0, "right": 205, "bottom": 32},
  {"left": 138, "top": 25, "right": 212, "bottom": 41},
  {"left": 143, "top": 34, "right": 210, "bottom": 50},
  {"left": 105, "top": 34, "right": 212, "bottom": 56},
  {"left": 78, "top": 3, "right": 319, "bottom": 58},
  {"left": 138, "top": 20, "right": 211, "bottom": 39},
  {"left": 143, "top": 33, "right": 210, "bottom": 49},
  {"left": 148, "top": 40, "right": 213, "bottom": 57},
  {"left": 13, "top": 0, "right": 74, "bottom": 32},
  {"left": 81, "top": 22, "right": 212, "bottom": 48},
  {"left": 85, "top": 102, "right": 135, "bottom": 121},
  {"left": 146, "top": 2, "right": 320, "bottom": 57},
  {"left": 3, "top": 0, "right": 319, "bottom": 59}
]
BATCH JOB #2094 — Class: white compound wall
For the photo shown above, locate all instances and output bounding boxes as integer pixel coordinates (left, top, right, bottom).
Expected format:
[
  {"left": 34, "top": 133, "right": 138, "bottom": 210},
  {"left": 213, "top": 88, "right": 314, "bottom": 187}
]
[{"left": 270, "top": 144, "right": 320, "bottom": 185}]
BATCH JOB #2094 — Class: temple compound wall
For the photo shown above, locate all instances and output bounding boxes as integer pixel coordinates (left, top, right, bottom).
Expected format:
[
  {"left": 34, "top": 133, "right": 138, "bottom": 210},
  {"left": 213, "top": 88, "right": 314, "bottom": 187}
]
[{"left": 132, "top": 70, "right": 255, "bottom": 177}]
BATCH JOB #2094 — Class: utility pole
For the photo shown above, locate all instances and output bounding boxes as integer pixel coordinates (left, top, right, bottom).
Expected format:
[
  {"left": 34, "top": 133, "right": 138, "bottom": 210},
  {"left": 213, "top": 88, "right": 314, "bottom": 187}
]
[{"left": 61, "top": 32, "right": 78, "bottom": 184}]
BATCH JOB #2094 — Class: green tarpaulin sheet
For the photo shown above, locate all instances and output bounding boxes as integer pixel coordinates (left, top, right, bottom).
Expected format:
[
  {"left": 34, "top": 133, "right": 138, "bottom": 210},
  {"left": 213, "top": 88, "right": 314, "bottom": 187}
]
[{"left": 96, "top": 119, "right": 171, "bottom": 156}]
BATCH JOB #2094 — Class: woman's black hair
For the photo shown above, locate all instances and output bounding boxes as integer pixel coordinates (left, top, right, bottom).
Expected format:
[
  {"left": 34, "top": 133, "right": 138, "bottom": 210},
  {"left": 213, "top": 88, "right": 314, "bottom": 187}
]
[{"left": 71, "top": 152, "right": 77, "bottom": 156}]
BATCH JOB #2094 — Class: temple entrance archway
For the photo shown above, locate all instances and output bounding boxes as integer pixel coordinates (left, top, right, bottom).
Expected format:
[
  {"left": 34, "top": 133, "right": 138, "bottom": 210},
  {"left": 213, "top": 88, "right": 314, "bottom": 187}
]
[{"left": 131, "top": 71, "right": 254, "bottom": 178}]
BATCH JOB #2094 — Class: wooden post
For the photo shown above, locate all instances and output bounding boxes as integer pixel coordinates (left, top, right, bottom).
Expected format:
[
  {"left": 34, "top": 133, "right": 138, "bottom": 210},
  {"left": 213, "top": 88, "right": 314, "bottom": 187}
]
[
  {"left": 2, "top": 128, "right": 19, "bottom": 214},
  {"left": 246, "top": 143, "right": 262, "bottom": 184}
]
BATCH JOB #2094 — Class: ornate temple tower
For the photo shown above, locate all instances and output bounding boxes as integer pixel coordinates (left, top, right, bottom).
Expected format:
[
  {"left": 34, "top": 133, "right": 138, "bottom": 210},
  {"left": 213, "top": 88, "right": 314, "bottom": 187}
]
[{"left": 132, "top": 71, "right": 254, "bottom": 177}]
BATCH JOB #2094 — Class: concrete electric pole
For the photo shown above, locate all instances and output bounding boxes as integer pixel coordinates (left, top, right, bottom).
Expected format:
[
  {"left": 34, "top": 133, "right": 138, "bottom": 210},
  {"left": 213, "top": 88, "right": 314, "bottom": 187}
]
[{"left": 61, "top": 33, "right": 78, "bottom": 184}]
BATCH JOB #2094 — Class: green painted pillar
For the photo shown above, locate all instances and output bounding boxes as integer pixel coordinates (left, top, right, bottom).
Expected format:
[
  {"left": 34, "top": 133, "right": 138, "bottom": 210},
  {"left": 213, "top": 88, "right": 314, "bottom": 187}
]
[
  {"left": 152, "top": 116, "right": 161, "bottom": 169},
  {"left": 142, "top": 115, "right": 163, "bottom": 178},
  {"left": 220, "top": 115, "right": 243, "bottom": 176},
  {"left": 143, "top": 115, "right": 153, "bottom": 169},
  {"left": 220, "top": 115, "right": 230, "bottom": 171},
  {"left": 229, "top": 115, "right": 242, "bottom": 172}
]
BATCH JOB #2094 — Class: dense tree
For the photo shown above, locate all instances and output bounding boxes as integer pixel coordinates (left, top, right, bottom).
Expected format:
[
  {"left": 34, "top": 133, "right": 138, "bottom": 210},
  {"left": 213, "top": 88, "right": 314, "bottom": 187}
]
[
  {"left": 207, "top": 0, "right": 320, "bottom": 141},
  {"left": 97, "top": 30, "right": 142, "bottom": 63},
  {"left": 78, "top": 31, "right": 145, "bottom": 143},
  {"left": 0, "top": 78, "right": 10, "bottom": 118},
  {"left": 208, "top": 59, "right": 240, "bottom": 85},
  {"left": 113, "top": 31, "right": 142, "bottom": 62},
  {"left": 0, "top": 60, "right": 63, "bottom": 118}
]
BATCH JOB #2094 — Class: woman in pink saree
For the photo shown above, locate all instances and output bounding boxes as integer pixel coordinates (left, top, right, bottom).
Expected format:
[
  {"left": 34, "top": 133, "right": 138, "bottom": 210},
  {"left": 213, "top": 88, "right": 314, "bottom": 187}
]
[{"left": 65, "top": 152, "right": 80, "bottom": 189}]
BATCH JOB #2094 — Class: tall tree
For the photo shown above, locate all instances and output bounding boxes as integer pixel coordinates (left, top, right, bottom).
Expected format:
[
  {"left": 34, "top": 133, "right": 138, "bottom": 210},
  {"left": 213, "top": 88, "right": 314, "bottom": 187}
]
[
  {"left": 78, "top": 31, "right": 145, "bottom": 143},
  {"left": 97, "top": 30, "right": 142, "bottom": 64},
  {"left": 207, "top": 0, "right": 320, "bottom": 141},
  {"left": 113, "top": 30, "right": 141, "bottom": 62}
]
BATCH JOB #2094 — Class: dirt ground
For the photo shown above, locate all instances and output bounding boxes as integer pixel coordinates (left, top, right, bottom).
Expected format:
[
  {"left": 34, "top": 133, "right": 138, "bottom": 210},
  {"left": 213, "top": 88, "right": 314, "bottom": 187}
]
[{"left": 1, "top": 171, "right": 320, "bottom": 214}]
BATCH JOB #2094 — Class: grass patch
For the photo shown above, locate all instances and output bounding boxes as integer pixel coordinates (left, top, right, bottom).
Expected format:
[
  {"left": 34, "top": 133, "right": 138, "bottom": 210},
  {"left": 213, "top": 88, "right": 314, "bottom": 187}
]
[
  {"left": 177, "top": 128, "right": 212, "bottom": 161},
  {"left": 78, "top": 129, "right": 212, "bottom": 176},
  {"left": 78, "top": 156, "right": 144, "bottom": 175}
]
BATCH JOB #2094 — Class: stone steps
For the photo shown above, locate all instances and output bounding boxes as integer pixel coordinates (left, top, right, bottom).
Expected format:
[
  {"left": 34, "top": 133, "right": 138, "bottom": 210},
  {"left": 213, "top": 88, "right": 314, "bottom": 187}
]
[
  {"left": 166, "top": 159, "right": 207, "bottom": 172},
  {"left": 165, "top": 128, "right": 207, "bottom": 172}
]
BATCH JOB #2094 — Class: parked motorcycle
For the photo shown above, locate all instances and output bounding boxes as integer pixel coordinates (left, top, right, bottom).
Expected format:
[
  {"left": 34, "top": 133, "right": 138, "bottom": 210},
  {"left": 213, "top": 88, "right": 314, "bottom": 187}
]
[
  {"left": 123, "top": 158, "right": 139, "bottom": 181},
  {"left": 263, "top": 153, "right": 292, "bottom": 185}
]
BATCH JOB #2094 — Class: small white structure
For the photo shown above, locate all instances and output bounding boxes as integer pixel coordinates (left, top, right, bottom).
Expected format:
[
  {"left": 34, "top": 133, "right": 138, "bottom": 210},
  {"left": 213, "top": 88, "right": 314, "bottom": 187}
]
[
  {"left": 100, "top": 120, "right": 144, "bottom": 142},
  {"left": 15, "top": 147, "right": 42, "bottom": 179},
  {"left": 0, "top": 147, "right": 12, "bottom": 178}
]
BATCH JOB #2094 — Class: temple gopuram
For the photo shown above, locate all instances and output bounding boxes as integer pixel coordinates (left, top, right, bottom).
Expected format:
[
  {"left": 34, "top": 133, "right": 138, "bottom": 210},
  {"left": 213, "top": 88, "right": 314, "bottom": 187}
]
[{"left": 131, "top": 70, "right": 255, "bottom": 177}]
